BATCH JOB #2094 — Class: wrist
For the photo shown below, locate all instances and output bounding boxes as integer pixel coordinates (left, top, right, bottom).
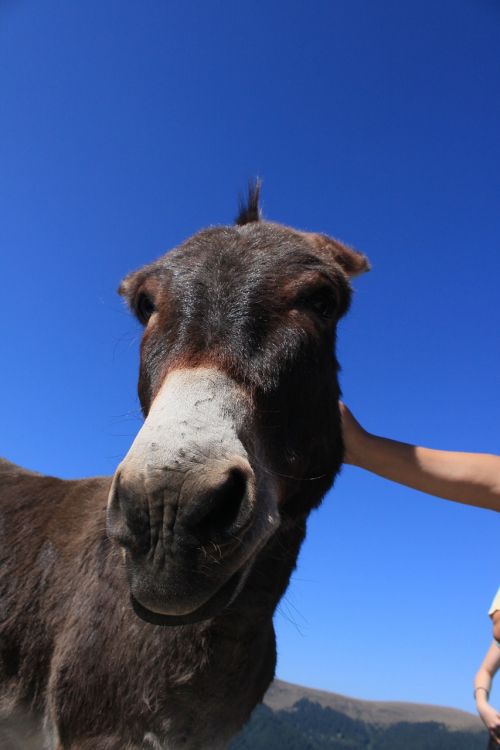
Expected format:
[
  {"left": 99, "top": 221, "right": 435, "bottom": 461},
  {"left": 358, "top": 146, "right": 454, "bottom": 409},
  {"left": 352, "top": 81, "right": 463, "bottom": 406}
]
[
  {"left": 345, "top": 427, "right": 372, "bottom": 467},
  {"left": 475, "top": 687, "right": 490, "bottom": 708},
  {"left": 476, "top": 697, "right": 490, "bottom": 710}
]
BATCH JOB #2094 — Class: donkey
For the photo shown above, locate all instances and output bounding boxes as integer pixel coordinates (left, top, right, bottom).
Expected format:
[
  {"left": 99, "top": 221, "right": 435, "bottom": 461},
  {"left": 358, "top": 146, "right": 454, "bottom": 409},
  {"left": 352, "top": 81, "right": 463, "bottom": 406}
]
[{"left": 0, "top": 186, "right": 369, "bottom": 749}]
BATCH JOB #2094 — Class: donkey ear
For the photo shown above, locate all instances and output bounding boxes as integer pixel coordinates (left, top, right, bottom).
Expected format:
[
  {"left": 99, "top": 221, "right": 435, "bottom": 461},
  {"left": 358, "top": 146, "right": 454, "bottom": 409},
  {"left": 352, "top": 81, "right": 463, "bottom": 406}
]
[
  {"left": 118, "top": 270, "right": 159, "bottom": 326},
  {"left": 118, "top": 270, "right": 145, "bottom": 305},
  {"left": 305, "top": 232, "right": 370, "bottom": 278}
]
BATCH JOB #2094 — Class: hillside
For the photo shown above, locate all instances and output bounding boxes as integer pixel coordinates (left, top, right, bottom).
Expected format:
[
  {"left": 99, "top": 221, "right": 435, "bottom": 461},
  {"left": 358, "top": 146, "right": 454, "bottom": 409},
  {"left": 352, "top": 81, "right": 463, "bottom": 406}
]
[
  {"left": 264, "top": 679, "right": 482, "bottom": 731},
  {"left": 229, "top": 679, "right": 486, "bottom": 750}
]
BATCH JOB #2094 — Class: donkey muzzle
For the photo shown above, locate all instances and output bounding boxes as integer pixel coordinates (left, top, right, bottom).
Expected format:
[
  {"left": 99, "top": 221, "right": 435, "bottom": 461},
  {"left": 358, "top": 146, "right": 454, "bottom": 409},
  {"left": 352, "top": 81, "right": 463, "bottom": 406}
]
[{"left": 106, "top": 367, "right": 279, "bottom": 623}]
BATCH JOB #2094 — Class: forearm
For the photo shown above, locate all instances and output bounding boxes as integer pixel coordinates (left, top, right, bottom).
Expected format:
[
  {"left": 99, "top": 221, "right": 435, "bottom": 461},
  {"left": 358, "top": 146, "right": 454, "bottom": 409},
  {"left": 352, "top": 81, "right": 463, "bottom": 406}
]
[
  {"left": 475, "top": 665, "right": 493, "bottom": 708},
  {"left": 351, "top": 433, "right": 500, "bottom": 512},
  {"left": 474, "top": 649, "right": 500, "bottom": 736}
]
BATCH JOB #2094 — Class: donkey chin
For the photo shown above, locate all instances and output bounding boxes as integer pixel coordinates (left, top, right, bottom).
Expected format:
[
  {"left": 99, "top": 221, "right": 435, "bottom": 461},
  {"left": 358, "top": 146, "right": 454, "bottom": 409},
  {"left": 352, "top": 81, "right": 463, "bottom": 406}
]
[{"left": 106, "top": 367, "right": 281, "bottom": 626}]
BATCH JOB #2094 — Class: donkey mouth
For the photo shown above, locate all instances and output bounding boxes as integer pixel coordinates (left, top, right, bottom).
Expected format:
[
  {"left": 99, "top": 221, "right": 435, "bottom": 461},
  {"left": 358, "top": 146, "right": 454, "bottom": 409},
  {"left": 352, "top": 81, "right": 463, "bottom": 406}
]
[{"left": 130, "top": 567, "right": 245, "bottom": 626}]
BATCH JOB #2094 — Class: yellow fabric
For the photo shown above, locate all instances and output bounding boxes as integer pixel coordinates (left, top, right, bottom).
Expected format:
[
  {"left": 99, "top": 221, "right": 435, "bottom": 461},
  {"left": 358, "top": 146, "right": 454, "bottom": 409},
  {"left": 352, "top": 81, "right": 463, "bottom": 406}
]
[{"left": 488, "top": 587, "right": 500, "bottom": 617}]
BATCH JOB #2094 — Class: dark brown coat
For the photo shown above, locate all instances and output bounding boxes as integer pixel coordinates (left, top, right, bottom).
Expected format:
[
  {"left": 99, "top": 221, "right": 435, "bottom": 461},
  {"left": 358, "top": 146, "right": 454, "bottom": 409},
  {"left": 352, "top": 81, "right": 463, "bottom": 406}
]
[{"left": 0, "top": 189, "right": 369, "bottom": 749}]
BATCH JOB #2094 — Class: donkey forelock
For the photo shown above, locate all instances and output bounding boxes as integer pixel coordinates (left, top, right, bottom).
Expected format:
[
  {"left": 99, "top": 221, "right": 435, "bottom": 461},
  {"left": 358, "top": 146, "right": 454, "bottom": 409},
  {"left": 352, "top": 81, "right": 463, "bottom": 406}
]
[{"left": 235, "top": 179, "right": 262, "bottom": 226}]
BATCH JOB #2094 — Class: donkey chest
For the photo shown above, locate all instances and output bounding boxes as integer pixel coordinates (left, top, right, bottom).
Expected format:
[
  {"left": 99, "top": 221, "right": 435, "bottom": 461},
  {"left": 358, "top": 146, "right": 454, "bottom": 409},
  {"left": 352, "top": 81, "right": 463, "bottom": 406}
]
[
  {"left": 49, "top": 619, "right": 274, "bottom": 749},
  {"left": 130, "top": 684, "right": 252, "bottom": 750},
  {"left": 142, "top": 726, "right": 230, "bottom": 750},
  {"left": 139, "top": 645, "right": 271, "bottom": 749}
]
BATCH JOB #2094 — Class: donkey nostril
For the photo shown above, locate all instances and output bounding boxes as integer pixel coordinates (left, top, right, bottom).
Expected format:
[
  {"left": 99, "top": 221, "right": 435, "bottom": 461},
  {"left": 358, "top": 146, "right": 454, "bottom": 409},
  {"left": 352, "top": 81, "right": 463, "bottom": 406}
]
[{"left": 192, "top": 467, "right": 249, "bottom": 541}]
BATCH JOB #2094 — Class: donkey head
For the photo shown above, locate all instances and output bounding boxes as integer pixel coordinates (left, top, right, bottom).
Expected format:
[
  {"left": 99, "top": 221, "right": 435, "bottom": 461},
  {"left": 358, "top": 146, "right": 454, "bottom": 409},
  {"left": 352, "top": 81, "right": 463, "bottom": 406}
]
[{"left": 106, "top": 186, "right": 369, "bottom": 625}]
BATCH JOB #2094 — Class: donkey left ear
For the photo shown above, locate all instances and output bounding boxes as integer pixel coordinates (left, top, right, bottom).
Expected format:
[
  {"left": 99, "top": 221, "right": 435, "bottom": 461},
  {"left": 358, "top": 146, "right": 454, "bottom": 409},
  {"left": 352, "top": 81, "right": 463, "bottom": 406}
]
[{"left": 304, "top": 232, "right": 371, "bottom": 278}]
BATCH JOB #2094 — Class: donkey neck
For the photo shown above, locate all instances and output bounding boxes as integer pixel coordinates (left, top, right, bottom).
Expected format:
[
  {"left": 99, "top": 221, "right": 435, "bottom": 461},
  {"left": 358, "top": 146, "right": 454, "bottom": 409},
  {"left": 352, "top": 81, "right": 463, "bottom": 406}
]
[{"left": 212, "top": 515, "right": 307, "bottom": 640}]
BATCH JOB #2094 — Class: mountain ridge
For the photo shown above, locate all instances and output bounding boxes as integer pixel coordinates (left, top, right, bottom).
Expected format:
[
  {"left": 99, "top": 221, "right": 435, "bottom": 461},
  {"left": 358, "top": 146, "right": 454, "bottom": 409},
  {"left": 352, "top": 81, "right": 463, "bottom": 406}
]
[
  {"left": 263, "top": 679, "right": 482, "bottom": 732},
  {"left": 230, "top": 680, "right": 486, "bottom": 750}
]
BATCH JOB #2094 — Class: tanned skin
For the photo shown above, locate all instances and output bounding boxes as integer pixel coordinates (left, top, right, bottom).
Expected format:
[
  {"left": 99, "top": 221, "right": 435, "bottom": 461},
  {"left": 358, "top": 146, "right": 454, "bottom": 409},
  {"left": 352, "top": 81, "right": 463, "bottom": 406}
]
[{"left": 341, "top": 403, "right": 500, "bottom": 512}]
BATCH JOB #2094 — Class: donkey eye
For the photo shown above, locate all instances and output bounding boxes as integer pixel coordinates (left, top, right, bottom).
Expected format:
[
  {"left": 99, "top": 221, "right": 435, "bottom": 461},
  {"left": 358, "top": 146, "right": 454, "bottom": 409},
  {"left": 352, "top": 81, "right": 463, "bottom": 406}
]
[
  {"left": 136, "top": 292, "right": 156, "bottom": 325},
  {"left": 301, "top": 289, "right": 337, "bottom": 320}
]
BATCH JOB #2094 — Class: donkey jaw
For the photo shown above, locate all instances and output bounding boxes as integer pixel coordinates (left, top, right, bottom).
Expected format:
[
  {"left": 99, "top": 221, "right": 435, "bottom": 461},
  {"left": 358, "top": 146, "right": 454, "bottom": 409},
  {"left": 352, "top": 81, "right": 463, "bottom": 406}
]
[
  {"left": 130, "top": 565, "right": 249, "bottom": 626},
  {"left": 126, "top": 490, "right": 280, "bottom": 627}
]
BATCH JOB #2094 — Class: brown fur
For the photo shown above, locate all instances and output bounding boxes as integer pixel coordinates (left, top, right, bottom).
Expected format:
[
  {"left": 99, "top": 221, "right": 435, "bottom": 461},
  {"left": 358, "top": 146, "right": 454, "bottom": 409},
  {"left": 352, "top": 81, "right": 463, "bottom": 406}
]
[{"left": 0, "top": 192, "right": 368, "bottom": 749}]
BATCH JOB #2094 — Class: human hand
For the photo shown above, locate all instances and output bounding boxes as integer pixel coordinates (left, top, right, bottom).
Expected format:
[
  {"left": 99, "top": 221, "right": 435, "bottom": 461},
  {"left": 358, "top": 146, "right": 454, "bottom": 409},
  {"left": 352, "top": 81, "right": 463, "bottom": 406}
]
[
  {"left": 478, "top": 703, "right": 500, "bottom": 745},
  {"left": 339, "top": 402, "right": 369, "bottom": 466}
]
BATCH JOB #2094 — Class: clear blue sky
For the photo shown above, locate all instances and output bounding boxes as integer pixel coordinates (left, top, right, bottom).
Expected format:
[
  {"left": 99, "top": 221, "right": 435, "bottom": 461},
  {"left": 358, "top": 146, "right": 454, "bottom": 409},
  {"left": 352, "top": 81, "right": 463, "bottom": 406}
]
[{"left": 1, "top": 0, "right": 499, "bottom": 714}]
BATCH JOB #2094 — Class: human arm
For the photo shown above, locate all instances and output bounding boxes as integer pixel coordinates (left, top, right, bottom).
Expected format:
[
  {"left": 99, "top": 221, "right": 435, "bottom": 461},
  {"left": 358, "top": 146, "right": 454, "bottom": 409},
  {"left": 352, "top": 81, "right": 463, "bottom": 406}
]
[
  {"left": 340, "top": 403, "right": 500, "bottom": 512},
  {"left": 474, "top": 641, "right": 500, "bottom": 744}
]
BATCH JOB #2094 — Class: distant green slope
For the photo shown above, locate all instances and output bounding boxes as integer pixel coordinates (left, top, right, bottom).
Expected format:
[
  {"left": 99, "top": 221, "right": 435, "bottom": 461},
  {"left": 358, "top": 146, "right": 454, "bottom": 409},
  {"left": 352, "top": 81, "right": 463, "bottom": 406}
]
[{"left": 230, "top": 694, "right": 486, "bottom": 750}]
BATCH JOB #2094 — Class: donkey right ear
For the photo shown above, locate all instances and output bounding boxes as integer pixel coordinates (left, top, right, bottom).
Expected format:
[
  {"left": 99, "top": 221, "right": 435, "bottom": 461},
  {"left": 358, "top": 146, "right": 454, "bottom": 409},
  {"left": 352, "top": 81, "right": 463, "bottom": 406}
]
[{"left": 118, "top": 270, "right": 158, "bottom": 326}]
